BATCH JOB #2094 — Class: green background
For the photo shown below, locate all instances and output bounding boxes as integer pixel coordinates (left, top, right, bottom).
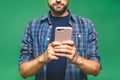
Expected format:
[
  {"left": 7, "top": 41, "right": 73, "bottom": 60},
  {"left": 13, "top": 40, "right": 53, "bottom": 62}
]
[{"left": 0, "top": 0, "right": 120, "bottom": 80}]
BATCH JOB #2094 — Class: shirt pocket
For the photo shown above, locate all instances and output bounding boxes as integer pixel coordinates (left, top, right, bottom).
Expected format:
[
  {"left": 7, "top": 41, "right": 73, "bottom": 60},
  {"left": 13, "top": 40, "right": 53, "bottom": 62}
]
[
  {"left": 72, "top": 33, "right": 87, "bottom": 56},
  {"left": 39, "top": 32, "right": 52, "bottom": 51}
]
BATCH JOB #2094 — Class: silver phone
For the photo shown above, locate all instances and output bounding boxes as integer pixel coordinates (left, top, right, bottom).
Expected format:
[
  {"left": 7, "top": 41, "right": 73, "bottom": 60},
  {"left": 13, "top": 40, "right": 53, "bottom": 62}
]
[{"left": 55, "top": 27, "right": 72, "bottom": 42}]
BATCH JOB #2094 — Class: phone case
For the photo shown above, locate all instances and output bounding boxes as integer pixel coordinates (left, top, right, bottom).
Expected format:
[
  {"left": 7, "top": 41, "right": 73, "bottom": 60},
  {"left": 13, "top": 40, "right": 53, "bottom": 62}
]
[{"left": 55, "top": 27, "right": 72, "bottom": 42}]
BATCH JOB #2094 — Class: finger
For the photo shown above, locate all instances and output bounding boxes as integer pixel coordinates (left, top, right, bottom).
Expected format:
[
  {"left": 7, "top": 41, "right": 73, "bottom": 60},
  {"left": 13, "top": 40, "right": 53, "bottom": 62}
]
[
  {"left": 54, "top": 45, "right": 76, "bottom": 54},
  {"left": 51, "top": 55, "right": 59, "bottom": 60},
  {"left": 54, "top": 53, "right": 67, "bottom": 57},
  {"left": 54, "top": 48, "right": 72, "bottom": 54},
  {"left": 48, "top": 52, "right": 59, "bottom": 60},
  {"left": 50, "top": 41, "right": 62, "bottom": 47},
  {"left": 54, "top": 45, "right": 73, "bottom": 50},
  {"left": 62, "top": 40, "right": 74, "bottom": 46},
  {"left": 55, "top": 53, "right": 72, "bottom": 59}
]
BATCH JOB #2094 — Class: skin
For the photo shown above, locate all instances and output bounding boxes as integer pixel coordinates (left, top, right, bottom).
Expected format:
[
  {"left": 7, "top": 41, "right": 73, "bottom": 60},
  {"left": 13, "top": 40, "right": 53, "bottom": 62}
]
[
  {"left": 19, "top": 0, "right": 101, "bottom": 79},
  {"left": 48, "top": 0, "right": 69, "bottom": 17}
]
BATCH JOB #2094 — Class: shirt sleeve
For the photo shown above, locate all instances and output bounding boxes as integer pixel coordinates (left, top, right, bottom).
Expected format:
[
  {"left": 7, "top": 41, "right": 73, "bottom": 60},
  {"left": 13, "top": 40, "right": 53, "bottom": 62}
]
[
  {"left": 18, "top": 22, "right": 33, "bottom": 67},
  {"left": 87, "top": 20, "right": 102, "bottom": 69}
]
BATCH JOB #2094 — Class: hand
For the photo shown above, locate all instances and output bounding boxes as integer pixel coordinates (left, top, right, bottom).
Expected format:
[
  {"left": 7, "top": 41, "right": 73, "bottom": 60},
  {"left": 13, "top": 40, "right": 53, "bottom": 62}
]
[
  {"left": 39, "top": 41, "right": 62, "bottom": 63},
  {"left": 54, "top": 40, "right": 77, "bottom": 60}
]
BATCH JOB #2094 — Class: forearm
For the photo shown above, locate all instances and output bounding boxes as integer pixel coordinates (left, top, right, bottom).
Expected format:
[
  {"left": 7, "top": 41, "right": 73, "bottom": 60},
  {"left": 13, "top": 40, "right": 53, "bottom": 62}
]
[
  {"left": 71, "top": 55, "right": 100, "bottom": 76},
  {"left": 19, "top": 54, "right": 45, "bottom": 78}
]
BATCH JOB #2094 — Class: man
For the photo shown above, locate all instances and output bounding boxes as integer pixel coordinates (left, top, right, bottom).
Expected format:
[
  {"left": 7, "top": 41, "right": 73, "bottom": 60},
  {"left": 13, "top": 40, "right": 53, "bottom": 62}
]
[{"left": 19, "top": 0, "right": 101, "bottom": 80}]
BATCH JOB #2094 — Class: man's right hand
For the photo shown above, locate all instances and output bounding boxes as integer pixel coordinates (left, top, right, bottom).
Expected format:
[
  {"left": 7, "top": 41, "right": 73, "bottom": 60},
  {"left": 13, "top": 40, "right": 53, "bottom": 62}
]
[{"left": 38, "top": 41, "right": 62, "bottom": 64}]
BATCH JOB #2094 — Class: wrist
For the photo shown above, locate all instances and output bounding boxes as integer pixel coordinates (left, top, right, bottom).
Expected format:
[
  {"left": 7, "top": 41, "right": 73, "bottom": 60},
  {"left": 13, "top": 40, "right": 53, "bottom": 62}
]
[
  {"left": 70, "top": 54, "right": 78, "bottom": 64},
  {"left": 70, "top": 54, "right": 82, "bottom": 65},
  {"left": 38, "top": 53, "right": 48, "bottom": 64}
]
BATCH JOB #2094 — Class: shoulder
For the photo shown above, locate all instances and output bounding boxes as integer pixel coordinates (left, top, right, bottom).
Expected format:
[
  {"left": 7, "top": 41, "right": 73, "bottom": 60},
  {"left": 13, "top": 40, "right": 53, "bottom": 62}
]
[
  {"left": 27, "top": 13, "right": 48, "bottom": 27},
  {"left": 72, "top": 14, "right": 94, "bottom": 26},
  {"left": 71, "top": 14, "right": 96, "bottom": 33},
  {"left": 23, "top": 14, "right": 47, "bottom": 33}
]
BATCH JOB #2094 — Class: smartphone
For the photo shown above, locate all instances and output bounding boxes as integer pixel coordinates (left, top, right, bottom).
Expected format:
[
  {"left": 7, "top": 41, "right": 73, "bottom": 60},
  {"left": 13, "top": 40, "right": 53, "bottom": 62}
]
[{"left": 55, "top": 27, "right": 72, "bottom": 42}]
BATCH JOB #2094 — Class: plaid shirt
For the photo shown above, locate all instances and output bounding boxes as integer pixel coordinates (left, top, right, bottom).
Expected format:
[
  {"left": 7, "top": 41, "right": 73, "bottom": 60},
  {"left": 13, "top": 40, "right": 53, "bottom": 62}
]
[{"left": 19, "top": 12, "right": 101, "bottom": 80}]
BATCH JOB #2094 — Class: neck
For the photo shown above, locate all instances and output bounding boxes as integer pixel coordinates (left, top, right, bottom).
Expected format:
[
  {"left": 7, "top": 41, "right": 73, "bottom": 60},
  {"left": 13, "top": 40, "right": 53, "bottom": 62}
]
[{"left": 50, "top": 9, "right": 69, "bottom": 17}]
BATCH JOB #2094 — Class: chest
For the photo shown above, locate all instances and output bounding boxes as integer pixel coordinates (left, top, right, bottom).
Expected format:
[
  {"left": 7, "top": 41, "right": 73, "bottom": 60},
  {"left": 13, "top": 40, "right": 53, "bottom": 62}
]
[{"left": 31, "top": 22, "right": 88, "bottom": 57}]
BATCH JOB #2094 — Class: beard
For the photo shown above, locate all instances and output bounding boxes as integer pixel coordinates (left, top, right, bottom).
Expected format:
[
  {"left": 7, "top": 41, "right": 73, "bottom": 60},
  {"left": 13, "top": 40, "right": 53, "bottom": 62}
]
[{"left": 48, "top": 3, "right": 68, "bottom": 14}]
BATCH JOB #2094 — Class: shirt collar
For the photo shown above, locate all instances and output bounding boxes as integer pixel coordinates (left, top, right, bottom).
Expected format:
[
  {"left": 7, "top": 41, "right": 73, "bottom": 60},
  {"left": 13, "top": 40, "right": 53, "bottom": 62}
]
[{"left": 40, "top": 10, "right": 76, "bottom": 25}]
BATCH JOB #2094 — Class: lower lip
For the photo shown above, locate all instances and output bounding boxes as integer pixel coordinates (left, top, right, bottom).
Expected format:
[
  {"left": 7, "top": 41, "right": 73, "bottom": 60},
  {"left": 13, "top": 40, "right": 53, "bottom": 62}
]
[
  {"left": 55, "top": 4, "right": 63, "bottom": 6},
  {"left": 55, "top": 5, "right": 63, "bottom": 8}
]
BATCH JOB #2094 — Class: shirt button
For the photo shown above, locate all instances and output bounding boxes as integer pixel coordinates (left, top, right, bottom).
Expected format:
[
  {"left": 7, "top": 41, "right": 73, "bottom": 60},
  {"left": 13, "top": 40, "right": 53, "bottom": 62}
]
[
  {"left": 50, "top": 25, "right": 52, "bottom": 28},
  {"left": 47, "top": 38, "right": 50, "bottom": 41},
  {"left": 78, "top": 34, "right": 81, "bottom": 37}
]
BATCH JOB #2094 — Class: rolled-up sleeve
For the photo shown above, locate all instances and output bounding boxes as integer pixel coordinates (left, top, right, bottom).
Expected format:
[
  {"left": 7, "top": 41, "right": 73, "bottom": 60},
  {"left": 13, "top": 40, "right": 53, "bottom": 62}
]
[
  {"left": 19, "top": 23, "right": 33, "bottom": 67},
  {"left": 87, "top": 20, "right": 102, "bottom": 69}
]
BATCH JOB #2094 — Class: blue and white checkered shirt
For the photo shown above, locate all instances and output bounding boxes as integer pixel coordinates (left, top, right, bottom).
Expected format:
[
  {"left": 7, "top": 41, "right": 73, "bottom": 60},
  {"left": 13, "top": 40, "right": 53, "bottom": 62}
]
[{"left": 19, "top": 12, "right": 101, "bottom": 80}]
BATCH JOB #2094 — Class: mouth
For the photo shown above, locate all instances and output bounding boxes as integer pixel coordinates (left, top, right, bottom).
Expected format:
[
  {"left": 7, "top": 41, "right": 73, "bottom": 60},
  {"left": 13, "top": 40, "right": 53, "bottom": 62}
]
[{"left": 53, "top": 3, "right": 64, "bottom": 7}]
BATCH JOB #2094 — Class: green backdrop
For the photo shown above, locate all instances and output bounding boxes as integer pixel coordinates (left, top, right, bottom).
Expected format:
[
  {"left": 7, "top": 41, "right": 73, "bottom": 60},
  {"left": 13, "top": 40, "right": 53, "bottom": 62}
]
[{"left": 0, "top": 0, "right": 120, "bottom": 80}]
